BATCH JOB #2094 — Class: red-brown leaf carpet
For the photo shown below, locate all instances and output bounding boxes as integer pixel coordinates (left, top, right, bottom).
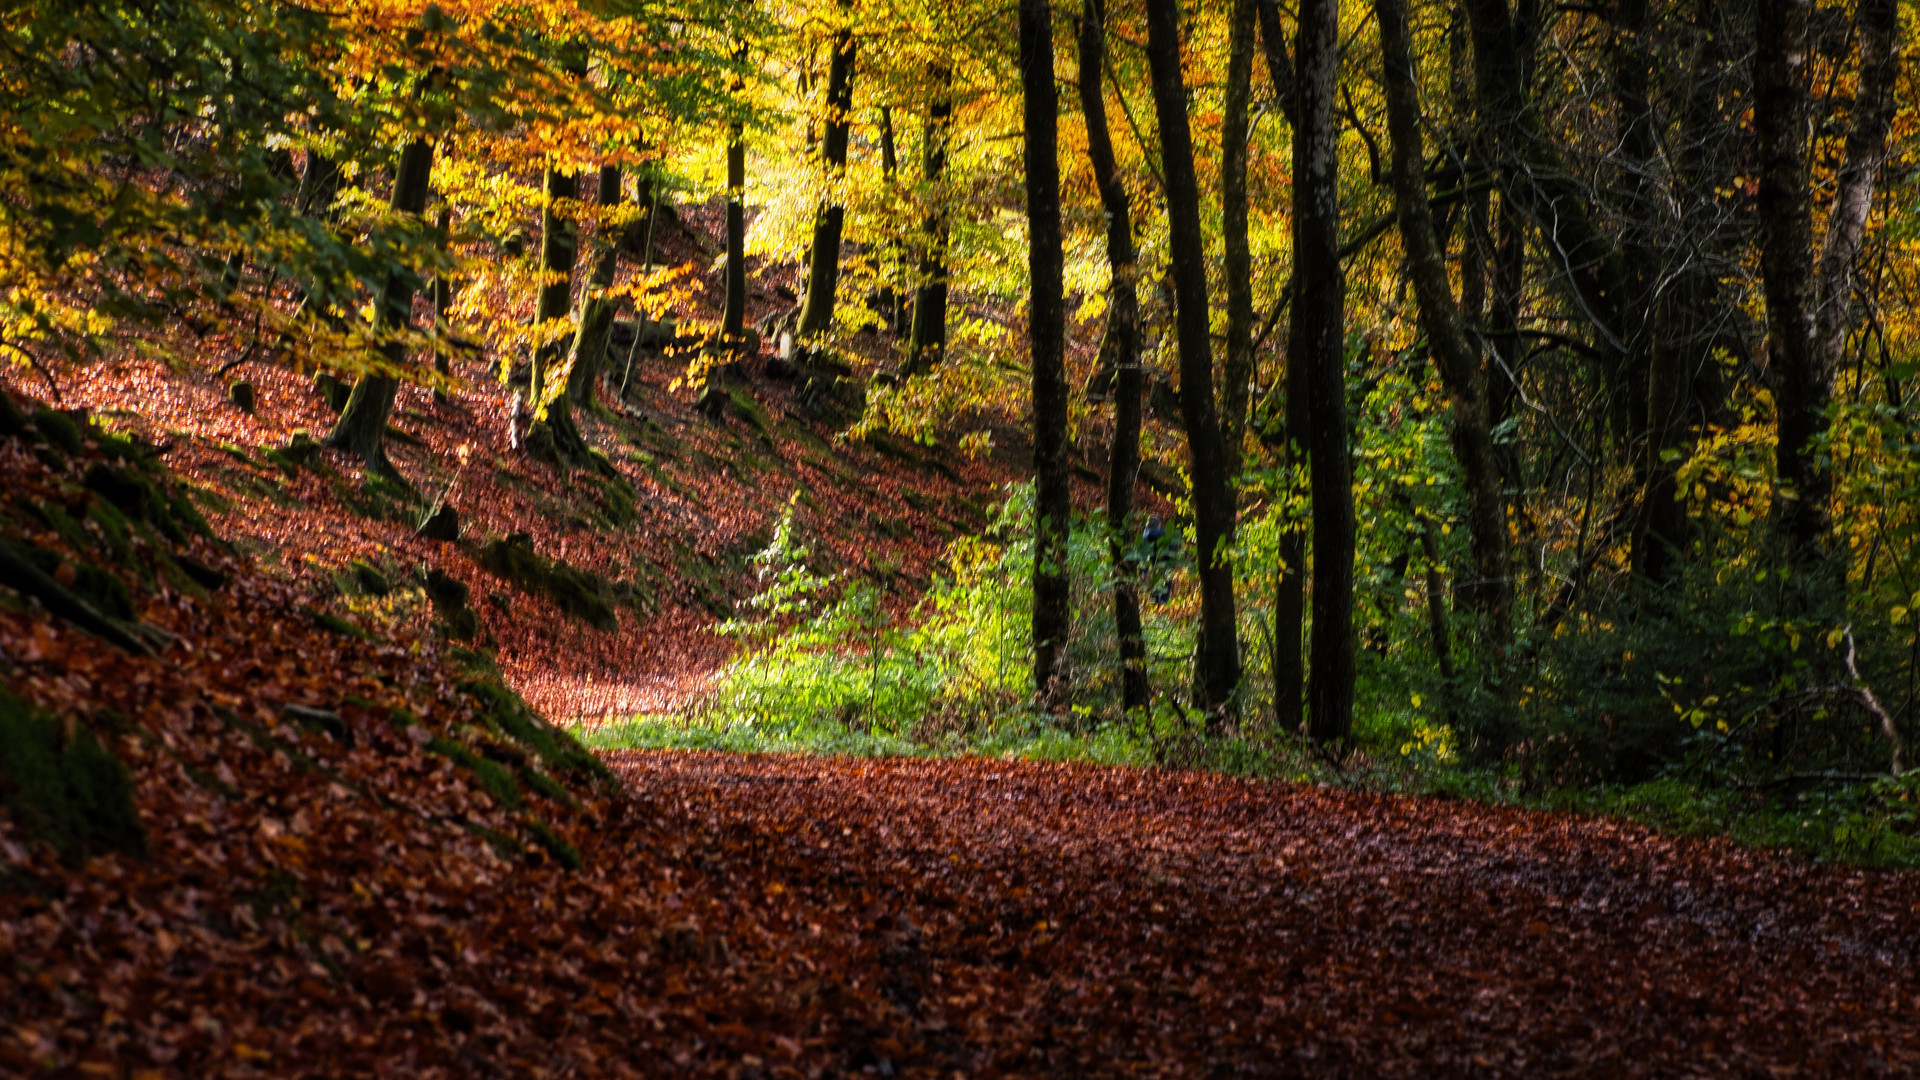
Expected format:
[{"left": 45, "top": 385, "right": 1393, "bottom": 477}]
[{"left": 607, "top": 750, "right": 1920, "bottom": 1078}]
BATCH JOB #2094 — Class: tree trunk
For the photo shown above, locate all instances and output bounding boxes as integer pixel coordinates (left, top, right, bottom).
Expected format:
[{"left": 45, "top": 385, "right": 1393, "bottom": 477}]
[
  {"left": 1254, "top": 0, "right": 1298, "bottom": 126},
  {"left": 1377, "top": 0, "right": 1512, "bottom": 650},
  {"left": 326, "top": 138, "right": 433, "bottom": 475},
  {"left": 1256, "top": 0, "right": 1305, "bottom": 734},
  {"left": 724, "top": 126, "right": 748, "bottom": 339},
  {"left": 1220, "top": 0, "right": 1257, "bottom": 483},
  {"left": 528, "top": 162, "right": 590, "bottom": 464},
  {"left": 1022, "top": 0, "right": 1071, "bottom": 706},
  {"left": 1814, "top": 0, "right": 1897, "bottom": 396},
  {"left": 1078, "top": 0, "right": 1148, "bottom": 714},
  {"left": 566, "top": 165, "right": 624, "bottom": 409},
  {"left": 1143, "top": 0, "right": 1241, "bottom": 718},
  {"left": 1295, "top": 0, "right": 1353, "bottom": 745},
  {"left": 796, "top": 24, "right": 856, "bottom": 343},
  {"left": 904, "top": 76, "right": 954, "bottom": 376},
  {"left": 875, "top": 105, "right": 904, "bottom": 337},
  {"left": 1755, "top": 0, "right": 1823, "bottom": 562}
]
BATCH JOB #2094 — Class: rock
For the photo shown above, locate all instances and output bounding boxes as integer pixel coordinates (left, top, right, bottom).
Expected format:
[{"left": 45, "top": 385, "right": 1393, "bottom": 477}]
[
  {"left": 763, "top": 355, "right": 798, "bottom": 380},
  {"left": 282, "top": 704, "right": 353, "bottom": 748},
  {"left": 423, "top": 567, "right": 471, "bottom": 612},
  {"left": 227, "top": 379, "right": 256, "bottom": 412},
  {"left": 282, "top": 430, "right": 322, "bottom": 463},
  {"left": 349, "top": 559, "right": 390, "bottom": 596},
  {"left": 694, "top": 383, "right": 728, "bottom": 421},
  {"left": 82, "top": 462, "right": 152, "bottom": 518},
  {"left": 30, "top": 408, "right": 82, "bottom": 455},
  {"left": 418, "top": 503, "right": 460, "bottom": 542}
]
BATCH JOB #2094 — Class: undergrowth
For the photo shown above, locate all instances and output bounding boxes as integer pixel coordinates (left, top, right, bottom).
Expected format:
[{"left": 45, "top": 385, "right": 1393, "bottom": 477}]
[{"left": 576, "top": 485, "right": 1920, "bottom": 870}]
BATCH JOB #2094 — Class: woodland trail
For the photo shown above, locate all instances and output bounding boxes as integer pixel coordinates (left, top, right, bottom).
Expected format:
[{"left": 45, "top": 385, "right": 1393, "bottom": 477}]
[{"left": 608, "top": 750, "right": 1920, "bottom": 1077}]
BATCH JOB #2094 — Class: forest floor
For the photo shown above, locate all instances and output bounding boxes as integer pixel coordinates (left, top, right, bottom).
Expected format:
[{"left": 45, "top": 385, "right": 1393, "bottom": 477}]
[{"left": 610, "top": 750, "right": 1920, "bottom": 1077}]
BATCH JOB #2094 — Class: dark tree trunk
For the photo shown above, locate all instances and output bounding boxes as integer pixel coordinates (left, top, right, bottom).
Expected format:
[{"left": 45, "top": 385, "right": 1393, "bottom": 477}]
[
  {"left": 1022, "top": 0, "right": 1071, "bottom": 706},
  {"left": 1143, "top": 0, "right": 1241, "bottom": 718},
  {"left": 1755, "top": 0, "right": 1823, "bottom": 561},
  {"left": 1254, "top": 0, "right": 1298, "bottom": 127},
  {"left": 905, "top": 74, "right": 953, "bottom": 376},
  {"left": 1078, "top": 0, "right": 1148, "bottom": 713},
  {"left": 1295, "top": 0, "right": 1353, "bottom": 745},
  {"left": 724, "top": 126, "right": 748, "bottom": 338},
  {"left": 528, "top": 163, "right": 590, "bottom": 464},
  {"left": 1377, "top": 0, "right": 1513, "bottom": 650},
  {"left": 796, "top": 25, "right": 856, "bottom": 342},
  {"left": 326, "top": 138, "right": 433, "bottom": 475},
  {"left": 875, "top": 105, "right": 904, "bottom": 337},
  {"left": 1256, "top": 0, "right": 1305, "bottom": 734},
  {"left": 430, "top": 203, "right": 454, "bottom": 402},
  {"left": 1220, "top": 0, "right": 1257, "bottom": 483}
]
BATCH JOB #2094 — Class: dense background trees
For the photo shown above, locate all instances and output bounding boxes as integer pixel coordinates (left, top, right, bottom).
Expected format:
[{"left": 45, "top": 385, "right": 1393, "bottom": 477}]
[{"left": 5, "top": 0, "right": 1918, "bottom": 785}]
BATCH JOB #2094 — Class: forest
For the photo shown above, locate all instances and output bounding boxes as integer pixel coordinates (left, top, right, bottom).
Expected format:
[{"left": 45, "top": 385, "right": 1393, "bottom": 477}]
[{"left": 2, "top": 0, "right": 1920, "bottom": 1074}]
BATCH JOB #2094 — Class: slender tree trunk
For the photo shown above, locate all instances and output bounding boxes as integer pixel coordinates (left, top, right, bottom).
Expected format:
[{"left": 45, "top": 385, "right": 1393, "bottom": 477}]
[
  {"left": 1220, "top": 0, "right": 1257, "bottom": 483},
  {"left": 724, "top": 127, "right": 748, "bottom": 338},
  {"left": 796, "top": 23, "right": 856, "bottom": 342},
  {"left": 1815, "top": 0, "right": 1898, "bottom": 390},
  {"left": 875, "top": 105, "right": 904, "bottom": 337},
  {"left": 326, "top": 138, "right": 433, "bottom": 474},
  {"left": 1254, "top": 0, "right": 1299, "bottom": 126},
  {"left": 1143, "top": 0, "right": 1241, "bottom": 718},
  {"left": 1256, "top": 0, "right": 1305, "bottom": 733},
  {"left": 1078, "top": 0, "right": 1148, "bottom": 713},
  {"left": 1295, "top": 0, "right": 1353, "bottom": 744},
  {"left": 724, "top": 37, "right": 750, "bottom": 342},
  {"left": 430, "top": 203, "right": 454, "bottom": 402},
  {"left": 1377, "top": 0, "right": 1513, "bottom": 651},
  {"left": 1755, "top": 0, "right": 1823, "bottom": 561},
  {"left": 1022, "top": 0, "right": 1071, "bottom": 706},
  {"left": 905, "top": 76, "right": 954, "bottom": 376}
]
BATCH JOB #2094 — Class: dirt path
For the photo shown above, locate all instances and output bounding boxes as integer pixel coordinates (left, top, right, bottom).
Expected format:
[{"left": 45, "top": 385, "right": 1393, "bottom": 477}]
[{"left": 609, "top": 750, "right": 1920, "bottom": 1077}]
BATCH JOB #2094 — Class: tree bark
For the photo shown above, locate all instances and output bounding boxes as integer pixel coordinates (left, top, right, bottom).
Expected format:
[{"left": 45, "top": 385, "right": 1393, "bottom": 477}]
[
  {"left": 1220, "top": 0, "right": 1257, "bottom": 483},
  {"left": 528, "top": 162, "right": 590, "bottom": 464},
  {"left": 905, "top": 74, "right": 953, "bottom": 376},
  {"left": 1295, "top": 0, "right": 1353, "bottom": 745},
  {"left": 326, "top": 138, "right": 433, "bottom": 475},
  {"left": 796, "top": 23, "right": 856, "bottom": 342},
  {"left": 1022, "top": 0, "right": 1072, "bottom": 706},
  {"left": 1078, "top": 0, "right": 1148, "bottom": 714},
  {"left": 1143, "top": 0, "right": 1241, "bottom": 717},
  {"left": 1376, "top": 0, "right": 1512, "bottom": 649},
  {"left": 1256, "top": 0, "right": 1305, "bottom": 733},
  {"left": 1755, "top": 0, "right": 1823, "bottom": 562}
]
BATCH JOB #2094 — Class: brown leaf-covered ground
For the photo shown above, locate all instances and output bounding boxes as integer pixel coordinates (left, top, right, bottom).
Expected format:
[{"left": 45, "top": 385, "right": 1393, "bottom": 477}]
[{"left": 609, "top": 750, "right": 1920, "bottom": 1077}]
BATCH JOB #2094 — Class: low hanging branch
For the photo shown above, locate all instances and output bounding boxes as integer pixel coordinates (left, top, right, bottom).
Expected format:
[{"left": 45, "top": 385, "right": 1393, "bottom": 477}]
[{"left": 1844, "top": 627, "right": 1907, "bottom": 776}]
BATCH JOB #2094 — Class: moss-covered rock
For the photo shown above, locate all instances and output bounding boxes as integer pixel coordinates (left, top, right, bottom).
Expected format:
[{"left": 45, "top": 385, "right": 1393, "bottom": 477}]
[{"left": 0, "top": 688, "right": 144, "bottom": 866}]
